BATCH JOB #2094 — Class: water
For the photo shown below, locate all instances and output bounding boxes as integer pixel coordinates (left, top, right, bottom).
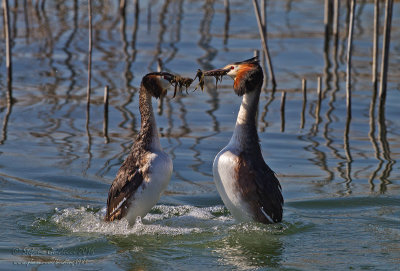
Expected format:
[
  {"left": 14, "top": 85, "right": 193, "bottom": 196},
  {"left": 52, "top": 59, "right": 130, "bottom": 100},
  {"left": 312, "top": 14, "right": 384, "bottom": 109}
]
[{"left": 1, "top": 0, "right": 399, "bottom": 270}]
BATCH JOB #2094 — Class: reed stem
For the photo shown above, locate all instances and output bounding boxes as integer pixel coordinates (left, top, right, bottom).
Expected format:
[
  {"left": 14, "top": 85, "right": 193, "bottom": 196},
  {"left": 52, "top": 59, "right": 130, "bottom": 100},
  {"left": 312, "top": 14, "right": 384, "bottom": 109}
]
[
  {"left": 372, "top": 0, "right": 379, "bottom": 88},
  {"left": 261, "top": 0, "right": 266, "bottom": 37},
  {"left": 87, "top": 0, "right": 93, "bottom": 110},
  {"left": 346, "top": 0, "right": 356, "bottom": 119},
  {"left": 3, "top": 0, "right": 12, "bottom": 104},
  {"left": 333, "top": 0, "right": 340, "bottom": 36},
  {"left": 252, "top": 0, "right": 276, "bottom": 88},
  {"left": 379, "top": 0, "right": 393, "bottom": 102}
]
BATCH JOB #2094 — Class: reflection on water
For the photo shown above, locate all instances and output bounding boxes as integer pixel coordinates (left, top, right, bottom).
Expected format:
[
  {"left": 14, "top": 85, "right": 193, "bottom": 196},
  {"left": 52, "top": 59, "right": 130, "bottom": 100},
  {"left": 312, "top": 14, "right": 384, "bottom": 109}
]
[
  {"left": 0, "top": 103, "right": 12, "bottom": 145},
  {"left": 0, "top": 0, "right": 399, "bottom": 270},
  {"left": 213, "top": 227, "right": 283, "bottom": 269}
]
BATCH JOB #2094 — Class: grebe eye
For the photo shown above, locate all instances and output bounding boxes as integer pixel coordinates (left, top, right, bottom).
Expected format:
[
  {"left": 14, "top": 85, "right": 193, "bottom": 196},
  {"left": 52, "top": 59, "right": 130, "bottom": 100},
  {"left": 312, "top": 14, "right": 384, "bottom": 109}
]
[{"left": 231, "top": 66, "right": 234, "bottom": 70}]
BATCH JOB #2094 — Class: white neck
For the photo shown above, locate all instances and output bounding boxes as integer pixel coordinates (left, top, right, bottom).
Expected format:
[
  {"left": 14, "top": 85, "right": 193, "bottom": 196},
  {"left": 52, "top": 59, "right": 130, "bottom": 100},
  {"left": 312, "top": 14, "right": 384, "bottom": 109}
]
[
  {"left": 149, "top": 111, "right": 162, "bottom": 151},
  {"left": 148, "top": 96, "right": 162, "bottom": 151},
  {"left": 228, "top": 89, "right": 260, "bottom": 150}
]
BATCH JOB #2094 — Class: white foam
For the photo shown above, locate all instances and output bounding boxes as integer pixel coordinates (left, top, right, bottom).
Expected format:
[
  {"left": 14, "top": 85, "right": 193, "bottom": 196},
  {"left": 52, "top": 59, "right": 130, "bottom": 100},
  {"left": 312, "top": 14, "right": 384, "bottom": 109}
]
[{"left": 51, "top": 205, "right": 233, "bottom": 236}]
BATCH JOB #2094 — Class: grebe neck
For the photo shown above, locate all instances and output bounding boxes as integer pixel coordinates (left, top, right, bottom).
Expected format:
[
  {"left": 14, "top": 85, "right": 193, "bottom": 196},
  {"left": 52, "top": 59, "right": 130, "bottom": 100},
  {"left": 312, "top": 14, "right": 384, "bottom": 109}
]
[
  {"left": 137, "top": 86, "right": 162, "bottom": 152},
  {"left": 229, "top": 87, "right": 261, "bottom": 151}
]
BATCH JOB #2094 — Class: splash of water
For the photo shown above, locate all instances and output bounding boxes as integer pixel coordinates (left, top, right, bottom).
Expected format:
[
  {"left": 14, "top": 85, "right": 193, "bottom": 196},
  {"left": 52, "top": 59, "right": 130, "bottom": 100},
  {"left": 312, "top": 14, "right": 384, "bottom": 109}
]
[
  {"left": 48, "top": 204, "right": 303, "bottom": 237},
  {"left": 51, "top": 205, "right": 234, "bottom": 236}
]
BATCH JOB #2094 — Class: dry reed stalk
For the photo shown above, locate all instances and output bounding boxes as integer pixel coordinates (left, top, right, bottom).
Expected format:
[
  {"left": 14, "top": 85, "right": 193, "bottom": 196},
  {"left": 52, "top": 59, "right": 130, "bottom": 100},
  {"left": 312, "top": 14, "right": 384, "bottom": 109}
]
[
  {"left": 87, "top": 0, "right": 93, "bottom": 110},
  {"left": 3, "top": 0, "right": 12, "bottom": 104},
  {"left": 252, "top": 0, "right": 276, "bottom": 88},
  {"left": 346, "top": 0, "right": 356, "bottom": 119},
  {"left": 372, "top": 0, "right": 379, "bottom": 87},
  {"left": 379, "top": 0, "right": 393, "bottom": 102},
  {"left": 333, "top": 0, "right": 340, "bottom": 36}
]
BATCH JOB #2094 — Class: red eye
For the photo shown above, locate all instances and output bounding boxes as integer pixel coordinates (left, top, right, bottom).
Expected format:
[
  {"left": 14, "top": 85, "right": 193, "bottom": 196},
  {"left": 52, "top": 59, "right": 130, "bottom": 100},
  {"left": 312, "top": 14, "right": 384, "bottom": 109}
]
[{"left": 230, "top": 66, "right": 234, "bottom": 70}]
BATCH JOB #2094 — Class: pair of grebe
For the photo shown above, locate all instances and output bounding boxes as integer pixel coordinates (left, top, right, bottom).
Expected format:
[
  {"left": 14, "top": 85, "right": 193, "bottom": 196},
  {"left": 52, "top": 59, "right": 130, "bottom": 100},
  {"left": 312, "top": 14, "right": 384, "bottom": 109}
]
[{"left": 105, "top": 57, "right": 283, "bottom": 225}]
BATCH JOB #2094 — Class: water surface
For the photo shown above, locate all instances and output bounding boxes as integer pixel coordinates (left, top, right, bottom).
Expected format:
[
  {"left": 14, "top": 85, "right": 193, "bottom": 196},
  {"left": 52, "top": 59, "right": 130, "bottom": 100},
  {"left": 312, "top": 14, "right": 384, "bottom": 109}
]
[{"left": 0, "top": 0, "right": 399, "bottom": 270}]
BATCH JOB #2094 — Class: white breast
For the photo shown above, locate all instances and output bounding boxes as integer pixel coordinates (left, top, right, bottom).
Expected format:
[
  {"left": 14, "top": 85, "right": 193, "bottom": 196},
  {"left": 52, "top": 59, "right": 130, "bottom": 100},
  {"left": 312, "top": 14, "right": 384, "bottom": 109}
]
[
  {"left": 125, "top": 151, "right": 172, "bottom": 224},
  {"left": 213, "top": 146, "right": 253, "bottom": 222}
]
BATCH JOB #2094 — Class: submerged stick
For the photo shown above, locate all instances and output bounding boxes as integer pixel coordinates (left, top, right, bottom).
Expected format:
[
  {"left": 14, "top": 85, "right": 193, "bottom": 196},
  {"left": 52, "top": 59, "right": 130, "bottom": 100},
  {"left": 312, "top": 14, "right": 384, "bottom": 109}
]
[
  {"left": 252, "top": 0, "right": 276, "bottom": 88},
  {"left": 346, "top": 0, "right": 356, "bottom": 119},
  {"left": 280, "top": 91, "right": 286, "bottom": 132},
  {"left": 103, "top": 85, "right": 109, "bottom": 143},
  {"left": 300, "top": 78, "right": 307, "bottom": 129},
  {"left": 372, "top": 0, "right": 379, "bottom": 88},
  {"left": 379, "top": 0, "right": 393, "bottom": 102},
  {"left": 3, "top": 0, "right": 12, "bottom": 104}
]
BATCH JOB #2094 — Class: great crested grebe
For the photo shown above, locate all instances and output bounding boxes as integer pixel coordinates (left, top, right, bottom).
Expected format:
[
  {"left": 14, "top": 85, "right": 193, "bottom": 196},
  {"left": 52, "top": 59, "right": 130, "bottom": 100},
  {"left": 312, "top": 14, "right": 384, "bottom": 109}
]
[
  {"left": 105, "top": 72, "right": 180, "bottom": 224},
  {"left": 202, "top": 57, "right": 283, "bottom": 224}
]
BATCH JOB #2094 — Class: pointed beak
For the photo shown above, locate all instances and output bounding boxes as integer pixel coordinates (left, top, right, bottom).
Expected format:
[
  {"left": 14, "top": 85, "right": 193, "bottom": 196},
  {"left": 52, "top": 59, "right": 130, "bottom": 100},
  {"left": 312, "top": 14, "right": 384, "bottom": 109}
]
[
  {"left": 158, "top": 72, "right": 175, "bottom": 84},
  {"left": 202, "top": 67, "right": 231, "bottom": 77}
]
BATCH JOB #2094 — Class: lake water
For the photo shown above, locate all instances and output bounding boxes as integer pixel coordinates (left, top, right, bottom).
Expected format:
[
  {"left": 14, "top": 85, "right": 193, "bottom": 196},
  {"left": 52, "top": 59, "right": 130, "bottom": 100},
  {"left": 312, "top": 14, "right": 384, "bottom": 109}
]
[{"left": 1, "top": 0, "right": 399, "bottom": 270}]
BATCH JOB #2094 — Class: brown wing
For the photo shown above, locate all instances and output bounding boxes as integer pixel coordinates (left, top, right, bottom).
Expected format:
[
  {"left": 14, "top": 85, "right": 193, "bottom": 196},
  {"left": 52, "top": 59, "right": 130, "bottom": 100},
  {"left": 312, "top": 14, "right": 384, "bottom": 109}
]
[
  {"left": 253, "top": 160, "right": 283, "bottom": 223},
  {"left": 237, "top": 151, "right": 283, "bottom": 224},
  {"left": 104, "top": 166, "right": 144, "bottom": 222}
]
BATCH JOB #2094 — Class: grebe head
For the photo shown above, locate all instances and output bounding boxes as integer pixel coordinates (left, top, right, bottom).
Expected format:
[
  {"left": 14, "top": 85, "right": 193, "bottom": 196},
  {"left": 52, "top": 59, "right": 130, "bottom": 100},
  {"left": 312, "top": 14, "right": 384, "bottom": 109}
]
[
  {"left": 142, "top": 72, "right": 194, "bottom": 98},
  {"left": 142, "top": 72, "right": 176, "bottom": 98},
  {"left": 203, "top": 57, "right": 263, "bottom": 96}
]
